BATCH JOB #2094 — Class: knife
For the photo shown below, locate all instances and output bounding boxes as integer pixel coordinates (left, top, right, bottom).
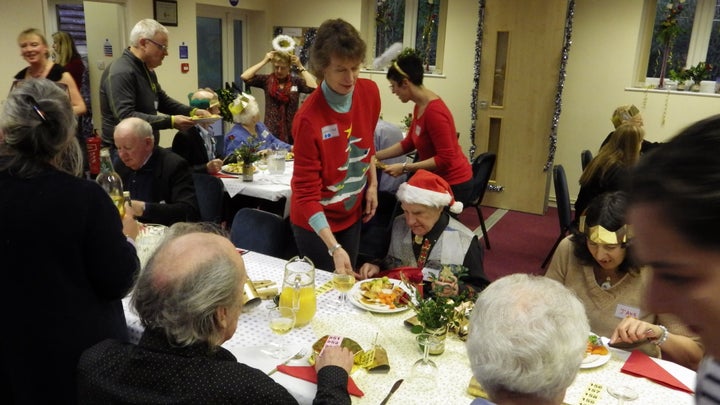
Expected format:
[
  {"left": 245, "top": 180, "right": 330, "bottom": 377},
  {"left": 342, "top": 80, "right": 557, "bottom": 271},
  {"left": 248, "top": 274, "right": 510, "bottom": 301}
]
[{"left": 379, "top": 379, "right": 404, "bottom": 405}]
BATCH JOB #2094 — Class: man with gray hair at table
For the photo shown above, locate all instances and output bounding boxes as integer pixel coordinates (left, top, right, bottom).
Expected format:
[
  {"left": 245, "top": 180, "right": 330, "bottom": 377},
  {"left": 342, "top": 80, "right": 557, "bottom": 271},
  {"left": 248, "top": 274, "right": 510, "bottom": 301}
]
[
  {"left": 77, "top": 223, "right": 354, "bottom": 403},
  {"left": 114, "top": 117, "right": 200, "bottom": 225},
  {"left": 466, "top": 273, "right": 590, "bottom": 405}
]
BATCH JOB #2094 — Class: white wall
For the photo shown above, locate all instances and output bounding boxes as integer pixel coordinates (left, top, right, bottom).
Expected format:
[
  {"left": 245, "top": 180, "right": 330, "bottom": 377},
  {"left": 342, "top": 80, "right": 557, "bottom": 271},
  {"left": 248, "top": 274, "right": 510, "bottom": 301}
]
[{"left": 3, "top": 0, "right": 720, "bottom": 205}]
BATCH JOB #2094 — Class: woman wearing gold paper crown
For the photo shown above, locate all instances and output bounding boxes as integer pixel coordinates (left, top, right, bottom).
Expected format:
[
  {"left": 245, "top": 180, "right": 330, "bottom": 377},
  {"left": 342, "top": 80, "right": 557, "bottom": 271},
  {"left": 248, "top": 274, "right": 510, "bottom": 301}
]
[
  {"left": 358, "top": 170, "right": 489, "bottom": 296},
  {"left": 546, "top": 191, "right": 703, "bottom": 369},
  {"left": 241, "top": 35, "right": 316, "bottom": 144},
  {"left": 223, "top": 93, "right": 292, "bottom": 157}
]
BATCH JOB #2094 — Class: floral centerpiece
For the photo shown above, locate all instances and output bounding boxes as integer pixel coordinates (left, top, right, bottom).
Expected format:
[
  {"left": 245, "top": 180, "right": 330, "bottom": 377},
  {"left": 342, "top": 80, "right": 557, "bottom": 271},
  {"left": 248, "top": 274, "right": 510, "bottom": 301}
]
[
  {"left": 401, "top": 268, "right": 473, "bottom": 354},
  {"left": 233, "top": 136, "right": 263, "bottom": 165},
  {"left": 656, "top": 0, "right": 687, "bottom": 88}
]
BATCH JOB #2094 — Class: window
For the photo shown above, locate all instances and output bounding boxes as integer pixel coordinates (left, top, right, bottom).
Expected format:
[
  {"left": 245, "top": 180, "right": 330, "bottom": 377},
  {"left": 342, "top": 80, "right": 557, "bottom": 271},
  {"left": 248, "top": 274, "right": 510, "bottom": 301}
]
[
  {"left": 55, "top": 4, "right": 87, "bottom": 56},
  {"left": 646, "top": 0, "right": 720, "bottom": 80},
  {"left": 372, "top": 0, "right": 444, "bottom": 71}
]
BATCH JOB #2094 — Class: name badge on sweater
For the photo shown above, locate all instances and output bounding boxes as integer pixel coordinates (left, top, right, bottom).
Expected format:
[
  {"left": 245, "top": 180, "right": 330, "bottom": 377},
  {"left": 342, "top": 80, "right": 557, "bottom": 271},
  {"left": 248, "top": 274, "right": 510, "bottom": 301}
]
[
  {"left": 415, "top": 125, "right": 422, "bottom": 136},
  {"left": 321, "top": 124, "right": 340, "bottom": 140},
  {"left": 615, "top": 304, "right": 640, "bottom": 319},
  {"left": 291, "top": 85, "right": 298, "bottom": 92}
]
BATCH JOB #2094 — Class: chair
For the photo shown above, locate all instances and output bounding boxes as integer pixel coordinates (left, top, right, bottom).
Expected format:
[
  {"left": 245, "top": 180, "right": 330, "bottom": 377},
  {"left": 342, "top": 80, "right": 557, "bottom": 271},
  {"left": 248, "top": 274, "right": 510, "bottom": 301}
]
[
  {"left": 541, "top": 165, "right": 573, "bottom": 269},
  {"left": 230, "top": 208, "right": 297, "bottom": 259},
  {"left": 463, "top": 152, "right": 497, "bottom": 250},
  {"left": 581, "top": 149, "right": 593, "bottom": 171},
  {"left": 192, "top": 173, "right": 225, "bottom": 223}
]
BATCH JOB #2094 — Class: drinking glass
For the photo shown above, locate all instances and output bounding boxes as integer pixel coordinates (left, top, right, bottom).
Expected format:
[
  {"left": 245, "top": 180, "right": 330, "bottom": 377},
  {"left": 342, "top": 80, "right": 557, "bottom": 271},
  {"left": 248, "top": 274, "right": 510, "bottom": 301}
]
[
  {"left": 332, "top": 273, "right": 355, "bottom": 310},
  {"left": 607, "top": 385, "right": 638, "bottom": 404},
  {"left": 255, "top": 157, "right": 268, "bottom": 175},
  {"left": 408, "top": 333, "right": 438, "bottom": 391},
  {"left": 265, "top": 306, "right": 296, "bottom": 358}
]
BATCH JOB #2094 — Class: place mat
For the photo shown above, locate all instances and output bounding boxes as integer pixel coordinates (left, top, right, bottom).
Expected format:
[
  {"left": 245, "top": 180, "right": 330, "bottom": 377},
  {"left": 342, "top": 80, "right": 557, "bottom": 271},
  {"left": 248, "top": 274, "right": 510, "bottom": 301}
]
[
  {"left": 620, "top": 350, "right": 693, "bottom": 393},
  {"left": 276, "top": 365, "right": 364, "bottom": 397}
]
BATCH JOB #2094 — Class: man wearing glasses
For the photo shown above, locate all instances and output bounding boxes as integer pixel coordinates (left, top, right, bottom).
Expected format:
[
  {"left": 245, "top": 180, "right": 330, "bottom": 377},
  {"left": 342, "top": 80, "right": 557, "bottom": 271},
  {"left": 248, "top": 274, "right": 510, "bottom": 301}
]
[{"left": 100, "top": 19, "right": 210, "bottom": 148}]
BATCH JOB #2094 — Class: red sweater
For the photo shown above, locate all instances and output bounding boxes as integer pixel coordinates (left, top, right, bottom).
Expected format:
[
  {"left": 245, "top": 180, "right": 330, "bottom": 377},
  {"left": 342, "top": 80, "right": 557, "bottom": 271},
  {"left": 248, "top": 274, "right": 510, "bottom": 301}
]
[
  {"left": 290, "top": 79, "right": 381, "bottom": 232},
  {"left": 400, "top": 99, "right": 472, "bottom": 185}
]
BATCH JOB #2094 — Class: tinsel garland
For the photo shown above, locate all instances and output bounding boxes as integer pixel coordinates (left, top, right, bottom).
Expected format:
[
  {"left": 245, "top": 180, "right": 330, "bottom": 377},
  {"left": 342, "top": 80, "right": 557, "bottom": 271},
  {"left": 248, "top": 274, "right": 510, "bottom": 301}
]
[
  {"left": 467, "top": 0, "right": 486, "bottom": 161},
  {"left": 544, "top": 0, "right": 576, "bottom": 171}
]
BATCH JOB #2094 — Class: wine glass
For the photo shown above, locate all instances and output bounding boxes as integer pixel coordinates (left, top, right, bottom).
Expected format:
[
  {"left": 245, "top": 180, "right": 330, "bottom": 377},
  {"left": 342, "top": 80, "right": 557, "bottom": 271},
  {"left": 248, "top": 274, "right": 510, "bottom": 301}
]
[
  {"left": 265, "top": 306, "right": 296, "bottom": 358},
  {"left": 408, "top": 333, "right": 438, "bottom": 391},
  {"left": 332, "top": 273, "right": 355, "bottom": 310},
  {"left": 607, "top": 385, "right": 638, "bottom": 404}
]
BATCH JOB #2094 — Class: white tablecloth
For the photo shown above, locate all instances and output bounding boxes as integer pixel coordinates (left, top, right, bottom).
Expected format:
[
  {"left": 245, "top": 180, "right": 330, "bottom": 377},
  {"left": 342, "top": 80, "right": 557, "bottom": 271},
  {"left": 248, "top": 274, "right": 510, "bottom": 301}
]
[
  {"left": 123, "top": 251, "right": 696, "bottom": 404},
  {"left": 220, "top": 162, "right": 292, "bottom": 201}
]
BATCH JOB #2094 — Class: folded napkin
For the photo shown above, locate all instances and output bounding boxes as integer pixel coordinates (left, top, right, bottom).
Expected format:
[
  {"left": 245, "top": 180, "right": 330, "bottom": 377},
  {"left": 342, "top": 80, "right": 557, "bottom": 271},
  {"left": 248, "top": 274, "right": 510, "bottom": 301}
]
[
  {"left": 276, "top": 365, "right": 364, "bottom": 397},
  {"left": 213, "top": 173, "right": 238, "bottom": 179},
  {"left": 620, "top": 350, "right": 693, "bottom": 393}
]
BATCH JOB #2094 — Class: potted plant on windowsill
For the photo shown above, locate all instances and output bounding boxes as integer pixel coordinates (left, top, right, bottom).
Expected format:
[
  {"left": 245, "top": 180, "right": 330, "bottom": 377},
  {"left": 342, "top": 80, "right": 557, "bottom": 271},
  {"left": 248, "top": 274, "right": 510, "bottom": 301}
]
[
  {"left": 668, "top": 68, "right": 690, "bottom": 90},
  {"left": 687, "top": 61, "right": 713, "bottom": 92}
]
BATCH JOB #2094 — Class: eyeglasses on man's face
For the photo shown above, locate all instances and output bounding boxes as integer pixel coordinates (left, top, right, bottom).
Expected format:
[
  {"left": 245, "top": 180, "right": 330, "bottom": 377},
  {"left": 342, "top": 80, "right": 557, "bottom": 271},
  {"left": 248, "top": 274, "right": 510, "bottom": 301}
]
[{"left": 145, "top": 38, "right": 168, "bottom": 52}]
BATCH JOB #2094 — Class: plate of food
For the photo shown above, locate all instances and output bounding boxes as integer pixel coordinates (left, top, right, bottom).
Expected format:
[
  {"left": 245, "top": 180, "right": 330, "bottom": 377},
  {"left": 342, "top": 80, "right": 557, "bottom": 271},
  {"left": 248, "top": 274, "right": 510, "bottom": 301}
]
[
  {"left": 581, "top": 333, "right": 611, "bottom": 369},
  {"left": 190, "top": 115, "right": 222, "bottom": 124},
  {"left": 348, "top": 277, "right": 414, "bottom": 313},
  {"left": 221, "top": 163, "right": 243, "bottom": 175}
]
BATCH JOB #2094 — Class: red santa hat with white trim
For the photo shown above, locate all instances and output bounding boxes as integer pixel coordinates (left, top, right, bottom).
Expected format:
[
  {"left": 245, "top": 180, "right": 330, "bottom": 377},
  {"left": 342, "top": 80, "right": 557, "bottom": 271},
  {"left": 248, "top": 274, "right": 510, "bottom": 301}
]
[{"left": 396, "top": 169, "right": 463, "bottom": 214}]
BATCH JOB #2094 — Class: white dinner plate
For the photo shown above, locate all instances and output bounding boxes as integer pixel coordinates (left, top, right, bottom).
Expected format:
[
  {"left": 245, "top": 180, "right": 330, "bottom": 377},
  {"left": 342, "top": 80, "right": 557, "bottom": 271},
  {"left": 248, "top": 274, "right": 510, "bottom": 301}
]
[
  {"left": 221, "top": 164, "right": 243, "bottom": 175},
  {"left": 348, "top": 278, "right": 414, "bottom": 313},
  {"left": 581, "top": 334, "right": 611, "bottom": 369}
]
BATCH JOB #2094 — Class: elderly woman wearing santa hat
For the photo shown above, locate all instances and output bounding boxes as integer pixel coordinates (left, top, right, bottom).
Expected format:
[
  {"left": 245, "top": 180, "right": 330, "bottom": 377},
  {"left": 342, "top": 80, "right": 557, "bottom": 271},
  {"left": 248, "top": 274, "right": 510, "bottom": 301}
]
[{"left": 358, "top": 170, "right": 489, "bottom": 296}]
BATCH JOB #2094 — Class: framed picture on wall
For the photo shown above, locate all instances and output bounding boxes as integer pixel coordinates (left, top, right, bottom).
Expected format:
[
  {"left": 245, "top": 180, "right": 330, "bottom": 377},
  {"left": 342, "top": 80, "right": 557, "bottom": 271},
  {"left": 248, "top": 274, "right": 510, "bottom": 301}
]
[{"left": 154, "top": 0, "right": 178, "bottom": 27}]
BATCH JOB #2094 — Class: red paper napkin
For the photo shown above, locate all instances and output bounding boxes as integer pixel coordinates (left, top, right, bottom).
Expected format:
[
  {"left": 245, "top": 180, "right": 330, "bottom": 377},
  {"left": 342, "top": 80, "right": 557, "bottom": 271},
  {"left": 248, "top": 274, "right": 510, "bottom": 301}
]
[
  {"left": 378, "top": 267, "right": 423, "bottom": 284},
  {"left": 213, "top": 173, "right": 238, "bottom": 179},
  {"left": 276, "top": 365, "right": 364, "bottom": 397},
  {"left": 620, "top": 350, "right": 694, "bottom": 393}
]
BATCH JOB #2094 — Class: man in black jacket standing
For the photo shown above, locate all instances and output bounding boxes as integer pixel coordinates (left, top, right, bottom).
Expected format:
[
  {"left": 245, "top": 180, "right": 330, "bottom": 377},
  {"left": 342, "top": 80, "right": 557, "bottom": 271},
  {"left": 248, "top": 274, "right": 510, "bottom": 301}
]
[{"left": 100, "top": 18, "right": 209, "bottom": 147}]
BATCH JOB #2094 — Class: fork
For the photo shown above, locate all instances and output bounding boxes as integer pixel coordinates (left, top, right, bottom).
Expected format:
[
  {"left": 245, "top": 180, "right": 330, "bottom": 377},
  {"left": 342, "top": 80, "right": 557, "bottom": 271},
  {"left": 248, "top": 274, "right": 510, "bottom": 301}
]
[{"left": 267, "top": 347, "right": 308, "bottom": 375}]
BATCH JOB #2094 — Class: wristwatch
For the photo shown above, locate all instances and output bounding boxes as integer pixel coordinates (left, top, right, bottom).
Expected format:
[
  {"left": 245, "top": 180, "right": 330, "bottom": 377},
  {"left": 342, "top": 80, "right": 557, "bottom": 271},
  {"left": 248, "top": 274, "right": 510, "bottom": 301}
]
[{"left": 328, "top": 243, "right": 342, "bottom": 257}]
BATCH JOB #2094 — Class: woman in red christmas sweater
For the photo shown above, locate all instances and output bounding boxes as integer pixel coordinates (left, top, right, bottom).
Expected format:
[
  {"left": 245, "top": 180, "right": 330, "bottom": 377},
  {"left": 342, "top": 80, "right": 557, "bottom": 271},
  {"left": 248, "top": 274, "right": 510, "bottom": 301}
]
[
  {"left": 376, "top": 50, "right": 473, "bottom": 205},
  {"left": 290, "top": 19, "right": 380, "bottom": 275}
]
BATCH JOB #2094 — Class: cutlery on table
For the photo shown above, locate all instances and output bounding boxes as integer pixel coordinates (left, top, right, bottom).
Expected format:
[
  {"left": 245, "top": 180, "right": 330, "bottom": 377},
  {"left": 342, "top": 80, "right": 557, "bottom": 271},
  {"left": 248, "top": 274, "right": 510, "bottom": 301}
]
[
  {"left": 267, "top": 347, "right": 308, "bottom": 376},
  {"left": 379, "top": 378, "right": 404, "bottom": 405}
]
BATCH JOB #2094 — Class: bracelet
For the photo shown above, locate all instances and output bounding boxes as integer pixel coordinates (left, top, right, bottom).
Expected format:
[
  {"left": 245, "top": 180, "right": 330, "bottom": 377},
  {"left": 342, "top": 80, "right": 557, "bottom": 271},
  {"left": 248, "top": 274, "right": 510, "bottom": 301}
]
[
  {"left": 402, "top": 161, "right": 409, "bottom": 173},
  {"left": 650, "top": 325, "right": 669, "bottom": 346},
  {"left": 328, "top": 243, "right": 342, "bottom": 257}
]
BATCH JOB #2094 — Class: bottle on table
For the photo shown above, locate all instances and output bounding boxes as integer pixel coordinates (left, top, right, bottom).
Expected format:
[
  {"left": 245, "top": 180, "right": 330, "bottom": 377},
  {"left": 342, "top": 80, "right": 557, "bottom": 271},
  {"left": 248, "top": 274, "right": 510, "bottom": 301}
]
[{"left": 96, "top": 148, "right": 125, "bottom": 217}]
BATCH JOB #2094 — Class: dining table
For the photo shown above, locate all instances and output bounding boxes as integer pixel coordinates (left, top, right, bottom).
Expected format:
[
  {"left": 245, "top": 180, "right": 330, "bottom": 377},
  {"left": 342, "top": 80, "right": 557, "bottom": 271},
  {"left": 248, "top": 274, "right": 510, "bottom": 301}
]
[
  {"left": 216, "top": 161, "right": 293, "bottom": 216},
  {"left": 122, "top": 250, "right": 697, "bottom": 404}
]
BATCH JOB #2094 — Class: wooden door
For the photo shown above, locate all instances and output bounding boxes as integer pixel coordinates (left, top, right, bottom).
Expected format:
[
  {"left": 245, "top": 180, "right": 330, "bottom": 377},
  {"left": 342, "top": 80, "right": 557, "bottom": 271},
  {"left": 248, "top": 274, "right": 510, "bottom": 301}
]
[{"left": 475, "top": 0, "right": 568, "bottom": 214}]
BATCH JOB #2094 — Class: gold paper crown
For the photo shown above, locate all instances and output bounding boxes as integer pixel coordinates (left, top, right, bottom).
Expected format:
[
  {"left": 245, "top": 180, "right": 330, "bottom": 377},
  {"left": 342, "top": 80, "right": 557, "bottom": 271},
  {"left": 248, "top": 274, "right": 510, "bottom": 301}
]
[
  {"left": 228, "top": 94, "right": 251, "bottom": 117},
  {"left": 578, "top": 216, "right": 632, "bottom": 245}
]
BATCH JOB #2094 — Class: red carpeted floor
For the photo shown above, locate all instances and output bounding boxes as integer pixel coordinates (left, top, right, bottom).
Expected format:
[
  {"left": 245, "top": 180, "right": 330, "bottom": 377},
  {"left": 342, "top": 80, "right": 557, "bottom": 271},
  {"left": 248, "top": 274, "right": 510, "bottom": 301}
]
[{"left": 458, "top": 206, "right": 563, "bottom": 281}]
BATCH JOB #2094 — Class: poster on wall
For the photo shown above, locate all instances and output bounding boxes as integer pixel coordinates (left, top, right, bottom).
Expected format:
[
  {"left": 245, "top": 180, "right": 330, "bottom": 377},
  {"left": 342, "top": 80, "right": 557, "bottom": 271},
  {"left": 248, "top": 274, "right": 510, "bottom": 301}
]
[{"left": 272, "top": 26, "right": 318, "bottom": 68}]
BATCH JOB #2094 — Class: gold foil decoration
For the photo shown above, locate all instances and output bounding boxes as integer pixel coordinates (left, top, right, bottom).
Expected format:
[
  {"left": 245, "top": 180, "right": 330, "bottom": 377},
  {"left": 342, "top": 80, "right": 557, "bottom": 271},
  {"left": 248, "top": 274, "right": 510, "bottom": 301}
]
[{"left": 242, "top": 279, "right": 261, "bottom": 311}]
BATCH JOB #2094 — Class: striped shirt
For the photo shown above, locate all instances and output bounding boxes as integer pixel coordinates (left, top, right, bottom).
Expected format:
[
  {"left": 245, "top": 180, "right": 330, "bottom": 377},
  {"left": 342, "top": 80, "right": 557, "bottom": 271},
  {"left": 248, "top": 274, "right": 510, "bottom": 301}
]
[{"left": 697, "top": 357, "right": 720, "bottom": 404}]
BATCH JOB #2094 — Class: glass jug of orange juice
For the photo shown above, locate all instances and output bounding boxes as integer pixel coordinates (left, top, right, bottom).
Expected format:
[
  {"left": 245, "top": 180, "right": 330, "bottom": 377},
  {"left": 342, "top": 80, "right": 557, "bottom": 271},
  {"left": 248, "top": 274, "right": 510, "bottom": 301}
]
[{"left": 279, "top": 256, "right": 316, "bottom": 327}]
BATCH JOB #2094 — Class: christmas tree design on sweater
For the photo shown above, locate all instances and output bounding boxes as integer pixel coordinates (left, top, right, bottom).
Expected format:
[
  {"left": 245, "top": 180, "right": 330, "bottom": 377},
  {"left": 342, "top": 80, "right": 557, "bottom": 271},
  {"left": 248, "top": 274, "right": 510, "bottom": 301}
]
[{"left": 320, "top": 124, "right": 370, "bottom": 210}]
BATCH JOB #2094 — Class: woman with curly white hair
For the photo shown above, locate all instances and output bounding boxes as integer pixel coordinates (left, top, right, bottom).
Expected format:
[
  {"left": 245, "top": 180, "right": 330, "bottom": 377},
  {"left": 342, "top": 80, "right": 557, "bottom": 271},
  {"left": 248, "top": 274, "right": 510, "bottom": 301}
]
[
  {"left": 223, "top": 92, "right": 292, "bottom": 157},
  {"left": 467, "top": 274, "right": 590, "bottom": 404}
]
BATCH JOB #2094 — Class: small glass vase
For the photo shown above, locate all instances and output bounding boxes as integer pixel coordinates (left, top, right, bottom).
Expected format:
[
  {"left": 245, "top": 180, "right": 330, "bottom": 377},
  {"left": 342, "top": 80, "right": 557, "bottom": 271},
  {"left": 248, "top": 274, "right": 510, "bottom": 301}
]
[
  {"left": 242, "top": 163, "right": 254, "bottom": 182},
  {"left": 422, "top": 324, "right": 448, "bottom": 355}
]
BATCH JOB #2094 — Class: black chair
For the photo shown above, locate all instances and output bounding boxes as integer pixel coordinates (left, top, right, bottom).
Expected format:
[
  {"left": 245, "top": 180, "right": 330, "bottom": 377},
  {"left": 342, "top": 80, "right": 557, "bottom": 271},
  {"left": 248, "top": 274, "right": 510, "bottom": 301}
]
[
  {"left": 192, "top": 173, "right": 225, "bottom": 224},
  {"left": 462, "top": 152, "right": 497, "bottom": 250},
  {"left": 230, "top": 208, "right": 297, "bottom": 259},
  {"left": 581, "top": 149, "right": 593, "bottom": 171},
  {"left": 541, "top": 165, "right": 573, "bottom": 269}
]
